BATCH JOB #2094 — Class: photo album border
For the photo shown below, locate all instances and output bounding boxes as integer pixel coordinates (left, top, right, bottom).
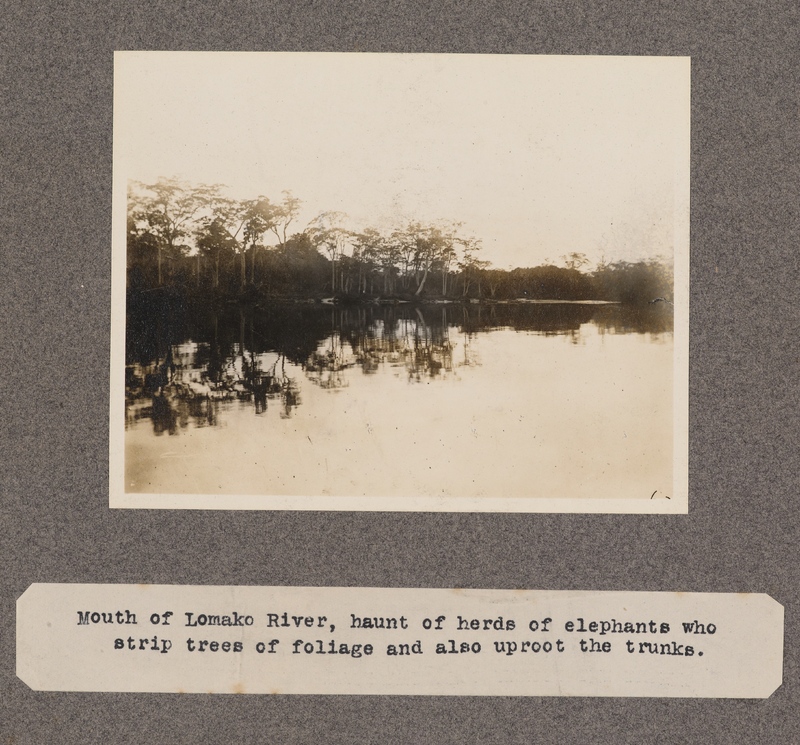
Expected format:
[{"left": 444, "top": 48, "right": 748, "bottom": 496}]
[{"left": 109, "top": 52, "right": 689, "bottom": 513}]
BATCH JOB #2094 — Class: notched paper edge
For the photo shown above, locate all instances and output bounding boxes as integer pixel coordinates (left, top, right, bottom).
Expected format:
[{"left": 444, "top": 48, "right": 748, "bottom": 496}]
[{"left": 16, "top": 584, "right": 782, "bottom": 697}]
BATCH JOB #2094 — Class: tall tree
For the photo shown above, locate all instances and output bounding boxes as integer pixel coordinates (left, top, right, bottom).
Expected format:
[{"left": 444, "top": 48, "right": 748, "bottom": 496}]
[
  {"left": 195, "top": 218, "right": 238, "bottom": 289},
  {"left": 269, "top": 191, "right": 302, "bottom": 246},
  {"left": 458, "top": 236, "right": 488, "bottom": 297},
  {"left": 410, "top": 224, "right": 450, "bottom": 296},
  {"left": 390, "top": 226, "right": 418, "bottom": 291},
  {"left": 306, "top": 211, "right": 349, "bottom": 292},
  {"left": 437, "top": 223, "right": 462, "bottom": 296},
  {"left": 351, "top": 227, "right": 387, "bottom": 295},
  {"left": 562, "top": 252, "right": 590, "bottom": 271},
  {"left": 129, "top": 178, "right": 219, "bottom": 286},
  {"left": 200, "top": 197, "right": 252, "bottom": 289},
  {"left": 242, "top": 197, "right": 279, "bottom": 284}
]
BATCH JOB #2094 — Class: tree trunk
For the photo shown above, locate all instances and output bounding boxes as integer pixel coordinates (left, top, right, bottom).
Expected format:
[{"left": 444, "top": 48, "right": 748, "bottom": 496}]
[{"left": 415, "top": 264, "right": 430, "bottom": 296}]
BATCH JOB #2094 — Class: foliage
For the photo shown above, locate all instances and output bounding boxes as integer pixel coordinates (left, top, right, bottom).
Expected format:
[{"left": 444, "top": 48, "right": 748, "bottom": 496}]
[{"left": 127, "top": 177, "right": 674, "bottom": 306}]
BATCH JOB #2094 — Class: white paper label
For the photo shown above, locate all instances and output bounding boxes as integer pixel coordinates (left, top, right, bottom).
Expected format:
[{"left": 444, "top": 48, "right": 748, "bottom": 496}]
[{"left": 17, "top": 584, "right": 782, "bottom": 697}]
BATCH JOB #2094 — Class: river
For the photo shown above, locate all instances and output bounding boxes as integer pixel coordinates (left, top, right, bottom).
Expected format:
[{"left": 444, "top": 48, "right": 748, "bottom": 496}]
[{"left": 123, "top": 301, "right": 673, "bottom": 501}]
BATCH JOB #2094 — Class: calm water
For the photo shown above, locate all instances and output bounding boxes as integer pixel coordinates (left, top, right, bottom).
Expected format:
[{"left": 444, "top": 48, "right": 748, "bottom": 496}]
[{"left": 124, "top": 302, "right": 674, "bottom": 500}]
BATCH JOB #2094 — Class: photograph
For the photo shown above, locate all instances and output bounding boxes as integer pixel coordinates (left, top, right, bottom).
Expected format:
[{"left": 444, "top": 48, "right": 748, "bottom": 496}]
[{"left": 110, "top": 52, "right": 689, "bottom": 512}]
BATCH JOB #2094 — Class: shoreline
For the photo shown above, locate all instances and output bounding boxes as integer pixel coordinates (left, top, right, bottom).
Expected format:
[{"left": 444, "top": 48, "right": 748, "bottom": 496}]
[{"left": 128, "top": 286, "right": 631, "bottom": 308}]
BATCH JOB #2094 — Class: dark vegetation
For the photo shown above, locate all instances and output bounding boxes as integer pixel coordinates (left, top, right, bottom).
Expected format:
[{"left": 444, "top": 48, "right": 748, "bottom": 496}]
[{"left": 127, "top": 177, "right": 674, "bottom": 306}]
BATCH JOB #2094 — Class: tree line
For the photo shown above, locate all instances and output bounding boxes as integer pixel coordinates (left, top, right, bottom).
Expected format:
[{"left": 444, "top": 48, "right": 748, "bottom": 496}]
[{"left": 127, "top": 177, "right": 673, "bottom": 304}]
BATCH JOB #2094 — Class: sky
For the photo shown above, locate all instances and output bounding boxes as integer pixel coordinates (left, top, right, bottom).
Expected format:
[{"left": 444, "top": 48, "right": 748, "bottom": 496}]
[{"left": 115, "top": 52, "right": 689, "bottom": 270}]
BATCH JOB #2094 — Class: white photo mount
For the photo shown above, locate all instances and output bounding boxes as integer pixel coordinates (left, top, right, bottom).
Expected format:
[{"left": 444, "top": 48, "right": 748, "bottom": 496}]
[{"left": 110, "top": 52, "right": 689, "bottom": 513}]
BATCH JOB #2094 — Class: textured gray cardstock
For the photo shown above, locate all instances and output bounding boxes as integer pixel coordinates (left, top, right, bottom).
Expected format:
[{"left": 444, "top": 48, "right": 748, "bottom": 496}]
[{"left": 1, "top": 1, "right": 798, "bottom": 744}]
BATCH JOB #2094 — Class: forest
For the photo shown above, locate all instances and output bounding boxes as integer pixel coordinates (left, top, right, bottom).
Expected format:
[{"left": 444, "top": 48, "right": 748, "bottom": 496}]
[{"left": 127, "top": 177, "right": 674, "bottom": 305}]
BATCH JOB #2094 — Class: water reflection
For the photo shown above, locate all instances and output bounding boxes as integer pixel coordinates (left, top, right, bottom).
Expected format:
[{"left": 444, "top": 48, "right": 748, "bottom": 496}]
[{"left": 125, "top": 301, "right": 672, "bottom": 436}]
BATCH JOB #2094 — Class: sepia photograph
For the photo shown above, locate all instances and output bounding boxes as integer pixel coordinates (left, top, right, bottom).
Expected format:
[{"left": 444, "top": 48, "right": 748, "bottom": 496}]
[{"left": 110, "top": 52, "right": 689, "bottom": 511}]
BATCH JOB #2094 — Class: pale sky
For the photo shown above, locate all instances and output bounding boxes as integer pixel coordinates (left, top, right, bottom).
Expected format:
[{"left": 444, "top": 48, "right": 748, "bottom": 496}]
[{"left": 114, "top": 52, "right": 689, "bottom": 269}]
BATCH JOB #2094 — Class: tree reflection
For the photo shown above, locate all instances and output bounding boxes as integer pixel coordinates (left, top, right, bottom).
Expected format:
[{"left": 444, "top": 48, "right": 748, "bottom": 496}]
[
  {"left": 300, "top": 307, "right": 457, "bottom": 384},
  {"left": 304, "top": 332, "right": 354, "bottom": 390},
  {"left": 125, "top": 306, "right": 304, "bottom": 433},
  {"left": 405, "top": 308, "right": 453, "bottom": 382},
  {"left": 124, "top": 300, "right": 672, "bottom": 433}
]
